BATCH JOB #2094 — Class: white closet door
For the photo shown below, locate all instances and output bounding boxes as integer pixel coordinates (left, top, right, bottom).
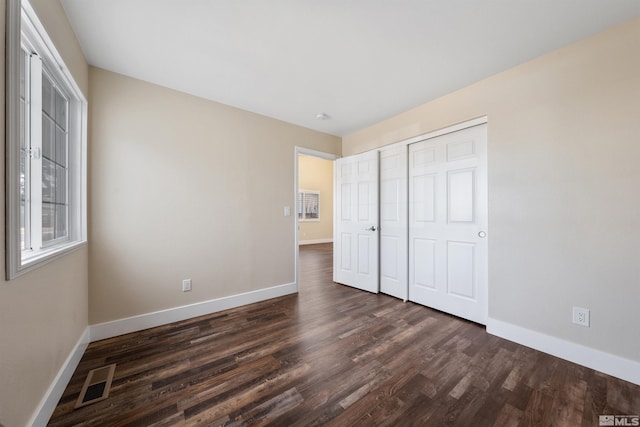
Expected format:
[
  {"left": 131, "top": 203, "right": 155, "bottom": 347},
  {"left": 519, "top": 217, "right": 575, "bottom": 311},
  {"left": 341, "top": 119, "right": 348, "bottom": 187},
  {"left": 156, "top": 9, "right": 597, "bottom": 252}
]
[
  {"left": 408, "top": 124, "right": 488, "bottom": 324},
  {"left": 334, "top": 151, "right": 379, "bottom": 293},
  {"left": 379, "top": 145, "right": 408, "bottom": 300}
]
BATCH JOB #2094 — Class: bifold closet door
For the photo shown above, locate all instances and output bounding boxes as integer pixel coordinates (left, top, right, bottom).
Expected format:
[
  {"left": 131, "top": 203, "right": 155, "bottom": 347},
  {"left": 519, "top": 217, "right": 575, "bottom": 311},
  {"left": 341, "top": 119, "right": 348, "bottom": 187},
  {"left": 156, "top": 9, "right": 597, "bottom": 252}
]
[
  {"left": 334, "top": 150, "right": 380, "bottom": 293},
  {"left": 379, "top": 145, "right": 408, "bottom": 300},
  {"left": 408, "top": 125, "right": 488, "bottom": 324}
]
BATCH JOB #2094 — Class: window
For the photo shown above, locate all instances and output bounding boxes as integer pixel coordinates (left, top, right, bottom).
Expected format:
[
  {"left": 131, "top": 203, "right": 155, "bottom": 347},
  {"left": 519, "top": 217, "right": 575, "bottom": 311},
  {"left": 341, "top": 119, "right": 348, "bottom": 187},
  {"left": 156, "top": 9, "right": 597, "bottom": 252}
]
[
  {"left": 6, "top": 0, "right": 87, "bottom": 279},
  {"left": 298, "top": 190, "right": 320, "bottom": 221}
]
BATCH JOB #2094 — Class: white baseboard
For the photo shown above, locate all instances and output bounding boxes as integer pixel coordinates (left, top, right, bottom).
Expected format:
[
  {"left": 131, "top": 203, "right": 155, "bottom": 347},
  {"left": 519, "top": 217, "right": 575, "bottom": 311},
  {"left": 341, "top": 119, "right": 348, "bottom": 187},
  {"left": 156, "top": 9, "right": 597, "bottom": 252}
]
[
  {"left": 487, "top": 318, "right": 640, "bottom": 386},
  {"left": 29, "top": 327, "right": 90, "bottom": 427},
  {"left": 90, "top": 282, "right": 297, "bottom": 342},
  {"left": 299, "top": 238, "right": 333, "bottom": 245}
]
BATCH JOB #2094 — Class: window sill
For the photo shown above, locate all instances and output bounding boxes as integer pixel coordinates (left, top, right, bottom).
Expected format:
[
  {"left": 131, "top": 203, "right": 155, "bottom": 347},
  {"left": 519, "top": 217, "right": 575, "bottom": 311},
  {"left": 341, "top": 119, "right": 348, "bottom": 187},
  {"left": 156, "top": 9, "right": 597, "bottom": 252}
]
[{"left": 12, "top": 240, "right": 87, "bottom": 279}]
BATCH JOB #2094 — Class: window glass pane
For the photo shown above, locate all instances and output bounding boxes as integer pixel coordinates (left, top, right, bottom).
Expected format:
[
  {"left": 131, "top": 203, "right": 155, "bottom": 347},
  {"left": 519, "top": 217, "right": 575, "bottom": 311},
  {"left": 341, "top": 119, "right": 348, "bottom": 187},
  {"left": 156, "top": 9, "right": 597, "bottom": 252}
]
[
  {"left": 19, "top": 49, "right": 26, "bottom": 100},
  {"left": 20, "top": 201, "right": 26, "bottom": 251},
  {"left": 42, "top": 72, "right": 54, "bottom": 117},
  {"left": 20, "top": 49, "right": 29, "bottom": 252},
  {"left": 41, "top": 69, "right": 70, "bottom": 245},
  {"left": 20, "top": 99, "right": 27, "bottom": 149},
  {"left": 55, "top": 127, "right": 67, "bottom": 166},
  {"left": 42, "top": 115, "right": 55, "bottom": 160},
  {"left": 55, "top": 89, "right": 67, "bottom": 131},
  {"left": 19, "top": 50, "right": 27, "bottom": 149},
  {"left": 55, "top": 205, "right": 67, "bottom": 239},
  {"left": 42, "top": 203, "right": 55, "bottom": 242},
  {"left": 42, "top": 158, "right": 55, "bottom": 203},
  {"left": 55, "top": 165, "right": 67, "bottom": 204},
  {"left": 20, "top": 151, "right": 27, "bottom": 204}
]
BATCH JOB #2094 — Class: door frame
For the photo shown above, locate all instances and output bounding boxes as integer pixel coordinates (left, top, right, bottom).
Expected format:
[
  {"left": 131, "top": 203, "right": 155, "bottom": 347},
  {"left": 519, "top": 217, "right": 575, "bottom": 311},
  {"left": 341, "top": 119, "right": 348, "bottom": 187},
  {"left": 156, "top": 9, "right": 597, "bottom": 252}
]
[{"left": 294, "top": 147, "right": 340, "bottom": 292}]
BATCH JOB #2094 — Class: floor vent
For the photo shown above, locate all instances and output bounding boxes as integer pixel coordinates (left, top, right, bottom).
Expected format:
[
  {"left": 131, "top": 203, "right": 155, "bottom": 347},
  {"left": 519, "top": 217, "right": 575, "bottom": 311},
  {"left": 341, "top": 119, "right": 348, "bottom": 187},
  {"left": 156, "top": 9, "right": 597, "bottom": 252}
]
[{"left": 74, "top": 364, "right": 116, "bottom": 409}]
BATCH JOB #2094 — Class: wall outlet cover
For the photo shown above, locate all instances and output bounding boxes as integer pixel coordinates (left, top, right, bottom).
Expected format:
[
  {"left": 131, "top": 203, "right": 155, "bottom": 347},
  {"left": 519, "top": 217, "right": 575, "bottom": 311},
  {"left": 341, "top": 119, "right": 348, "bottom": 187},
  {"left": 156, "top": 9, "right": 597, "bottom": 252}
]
[{"left": 572, "top": 306, "right": 589, "bottom": 327}]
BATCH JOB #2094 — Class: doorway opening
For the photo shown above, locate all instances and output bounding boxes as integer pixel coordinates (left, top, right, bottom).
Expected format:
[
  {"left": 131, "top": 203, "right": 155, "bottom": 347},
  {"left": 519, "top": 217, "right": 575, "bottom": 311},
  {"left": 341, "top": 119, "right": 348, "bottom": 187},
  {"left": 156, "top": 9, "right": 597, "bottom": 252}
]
[{"left": 294, "top": 147, "right": 339, "bottom": 292}]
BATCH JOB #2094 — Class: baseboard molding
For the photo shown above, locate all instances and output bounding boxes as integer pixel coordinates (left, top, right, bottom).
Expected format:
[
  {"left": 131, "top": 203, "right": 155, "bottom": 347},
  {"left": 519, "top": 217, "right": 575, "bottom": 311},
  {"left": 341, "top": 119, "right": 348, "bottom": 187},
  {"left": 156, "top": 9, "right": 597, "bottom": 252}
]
[
  {"left": 299, "top": 238, "right": 333, "bottom": 245},
  {"left": 487, "top": 318, "right": 640, "bottom": 386},
  {"left": 29, "top": 327, "right": 90, "bottom": 427},
  {"left": 90, "top": 282, "right": 298, "bottom": 342}
]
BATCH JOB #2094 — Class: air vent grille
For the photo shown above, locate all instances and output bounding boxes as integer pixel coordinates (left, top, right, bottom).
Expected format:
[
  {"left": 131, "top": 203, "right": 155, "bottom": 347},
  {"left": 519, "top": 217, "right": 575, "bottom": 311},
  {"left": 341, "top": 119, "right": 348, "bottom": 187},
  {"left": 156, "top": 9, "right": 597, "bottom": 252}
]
[{"left": 74, "top": 364, "right": 116, "bottom": 409}]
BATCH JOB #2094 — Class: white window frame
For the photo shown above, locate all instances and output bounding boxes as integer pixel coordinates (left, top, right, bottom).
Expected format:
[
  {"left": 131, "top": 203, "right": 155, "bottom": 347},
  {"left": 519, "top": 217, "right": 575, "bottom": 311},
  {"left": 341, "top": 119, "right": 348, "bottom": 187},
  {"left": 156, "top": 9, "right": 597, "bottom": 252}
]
[{"left": 5, "top": 0, "right": 88, "bottom": 279}]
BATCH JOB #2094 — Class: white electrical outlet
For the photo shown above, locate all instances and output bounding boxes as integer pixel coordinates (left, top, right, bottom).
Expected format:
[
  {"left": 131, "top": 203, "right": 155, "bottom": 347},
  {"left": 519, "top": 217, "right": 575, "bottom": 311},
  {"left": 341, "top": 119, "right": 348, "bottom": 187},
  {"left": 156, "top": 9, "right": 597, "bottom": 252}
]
[
  {"left": 572, "top": 307, "right": 589, "bottom": 327},
  {"left": 182, "top": 279, "right": 192, "bottom": 292}
]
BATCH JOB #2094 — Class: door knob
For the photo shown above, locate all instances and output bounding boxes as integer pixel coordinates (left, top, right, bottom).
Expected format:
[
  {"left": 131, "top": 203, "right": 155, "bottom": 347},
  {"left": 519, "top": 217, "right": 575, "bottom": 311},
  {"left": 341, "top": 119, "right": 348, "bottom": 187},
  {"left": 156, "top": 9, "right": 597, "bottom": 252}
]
[
  {"left": 478, "top": 231, "right": 486, "bottom": 238},
  {"left": 365, "top": 226, "right": 377, "bottom": 231}
]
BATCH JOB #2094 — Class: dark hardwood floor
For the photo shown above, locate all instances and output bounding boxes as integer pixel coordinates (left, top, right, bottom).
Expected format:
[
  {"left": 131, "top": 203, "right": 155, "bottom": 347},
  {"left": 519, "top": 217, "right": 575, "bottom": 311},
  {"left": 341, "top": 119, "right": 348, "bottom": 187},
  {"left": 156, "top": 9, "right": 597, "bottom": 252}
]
[{"left": 49, "top": 243, "right": 640, "bottom": 426}]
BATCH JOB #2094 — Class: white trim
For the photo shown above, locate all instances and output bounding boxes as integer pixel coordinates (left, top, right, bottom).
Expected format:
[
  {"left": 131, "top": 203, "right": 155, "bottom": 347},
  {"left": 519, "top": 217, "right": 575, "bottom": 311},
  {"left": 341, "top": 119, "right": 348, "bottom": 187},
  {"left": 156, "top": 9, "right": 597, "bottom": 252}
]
[
  {"left": 294, "top": 147, "right": 339, "bottom": 291},
  {"left": 89, "top": 283, "right": 297, "bottom": 342},
  {"left": 5, "top": 0, "right": 23, "bottom": 279},
  {"left": 380, "top": 116, "right": 488, "bottom": 151},
  {"left": 299, "top": 238, "right": 333, "bottom": 245},
  {"left": 487, "top": 318, "right": 640, "bottom": 386},
  {"left": 296, "top": 146, "right": 340, "bottom": 161},
  {"left": 28, "top": 327, "right": 90, "bottom": 427}
]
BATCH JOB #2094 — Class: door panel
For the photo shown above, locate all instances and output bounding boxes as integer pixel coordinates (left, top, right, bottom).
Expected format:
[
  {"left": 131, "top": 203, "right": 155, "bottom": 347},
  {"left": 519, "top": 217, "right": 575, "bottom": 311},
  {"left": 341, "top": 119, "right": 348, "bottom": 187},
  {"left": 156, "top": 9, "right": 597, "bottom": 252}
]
[
  {"left": 413, "top": 238, "right": 436, "bottom": 289},
  {"left": 412, "top": 173, "right": 436, "bottom": 222},
  {"left": 448, "top": 168, "right": 475, "bottom": 222},
  {"left": 334, "top": 151, "right": 379, "bottom": 293},
  {"left": 379, "top": 145, "right": 408, "bottom": 300},
  {"left": 409, "top": 124, "right": 488, "bottom": 324},
  {"left": 447, "top": 241, "right": 475, "bottom": 298}
]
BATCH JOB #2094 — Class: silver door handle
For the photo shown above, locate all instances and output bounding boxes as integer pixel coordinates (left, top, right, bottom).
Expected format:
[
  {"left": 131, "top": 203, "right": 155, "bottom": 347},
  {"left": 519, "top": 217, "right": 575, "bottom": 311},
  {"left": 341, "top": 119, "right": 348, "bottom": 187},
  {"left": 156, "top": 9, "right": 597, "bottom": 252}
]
[
  {"left": 365, "top": 226, "right": 377, "bottom": 231},
  {"left": 478, "top": 231, "right": 486, "bottom": 238}
]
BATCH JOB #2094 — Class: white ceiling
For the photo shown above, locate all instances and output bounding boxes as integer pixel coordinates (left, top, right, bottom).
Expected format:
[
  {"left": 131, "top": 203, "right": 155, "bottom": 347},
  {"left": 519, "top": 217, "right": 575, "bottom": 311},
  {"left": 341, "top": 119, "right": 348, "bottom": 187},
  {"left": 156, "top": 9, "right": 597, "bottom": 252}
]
[{"left": 60, "top": 0, "right": 640, "bottom": 136}]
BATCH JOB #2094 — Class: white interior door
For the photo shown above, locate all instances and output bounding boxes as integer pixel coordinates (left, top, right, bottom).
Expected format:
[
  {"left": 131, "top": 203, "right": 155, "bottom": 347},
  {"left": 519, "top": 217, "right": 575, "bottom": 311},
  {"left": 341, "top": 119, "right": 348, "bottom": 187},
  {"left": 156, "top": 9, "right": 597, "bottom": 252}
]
[
  {"left": 380, "top": 145, "right": 408, "bottom": 300},
  {"left": 408, "top": 124, "right": 488, "bottom": 324},
  {"left": 334, "top": 151, "right": 379, "bottom": 293}
]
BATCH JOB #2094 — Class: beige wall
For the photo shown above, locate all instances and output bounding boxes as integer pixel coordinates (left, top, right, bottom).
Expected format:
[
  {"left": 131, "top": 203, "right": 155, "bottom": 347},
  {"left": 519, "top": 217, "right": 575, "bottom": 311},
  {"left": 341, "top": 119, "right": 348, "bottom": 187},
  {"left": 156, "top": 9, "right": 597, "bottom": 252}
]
[
  {"left": 298, "top": 155, "right": 334, "bottom": 243},
  {"left": 0, "top": 1, "right": 89, "bottom": 427},
  {"left": 343, "top": 18, "right": 640, "bottom": 363},
  {"left": 89, "top": 68, "right": 341, "bottom": 324}
]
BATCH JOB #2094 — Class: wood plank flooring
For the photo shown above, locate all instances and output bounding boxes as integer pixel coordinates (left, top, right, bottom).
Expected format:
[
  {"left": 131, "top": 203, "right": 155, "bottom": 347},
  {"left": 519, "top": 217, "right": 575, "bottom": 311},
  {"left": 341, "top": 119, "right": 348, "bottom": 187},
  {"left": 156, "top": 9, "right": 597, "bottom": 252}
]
[{"left": 49, "top": 243, "right": 640, "bottom": 426}]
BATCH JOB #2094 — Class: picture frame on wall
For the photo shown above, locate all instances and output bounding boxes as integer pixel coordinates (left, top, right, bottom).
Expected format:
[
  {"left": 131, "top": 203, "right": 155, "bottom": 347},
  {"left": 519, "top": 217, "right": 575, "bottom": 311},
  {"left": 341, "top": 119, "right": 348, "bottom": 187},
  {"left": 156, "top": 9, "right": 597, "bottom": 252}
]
[{"left": 298, "top": 190, "right": 320, "bottom": 221}]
